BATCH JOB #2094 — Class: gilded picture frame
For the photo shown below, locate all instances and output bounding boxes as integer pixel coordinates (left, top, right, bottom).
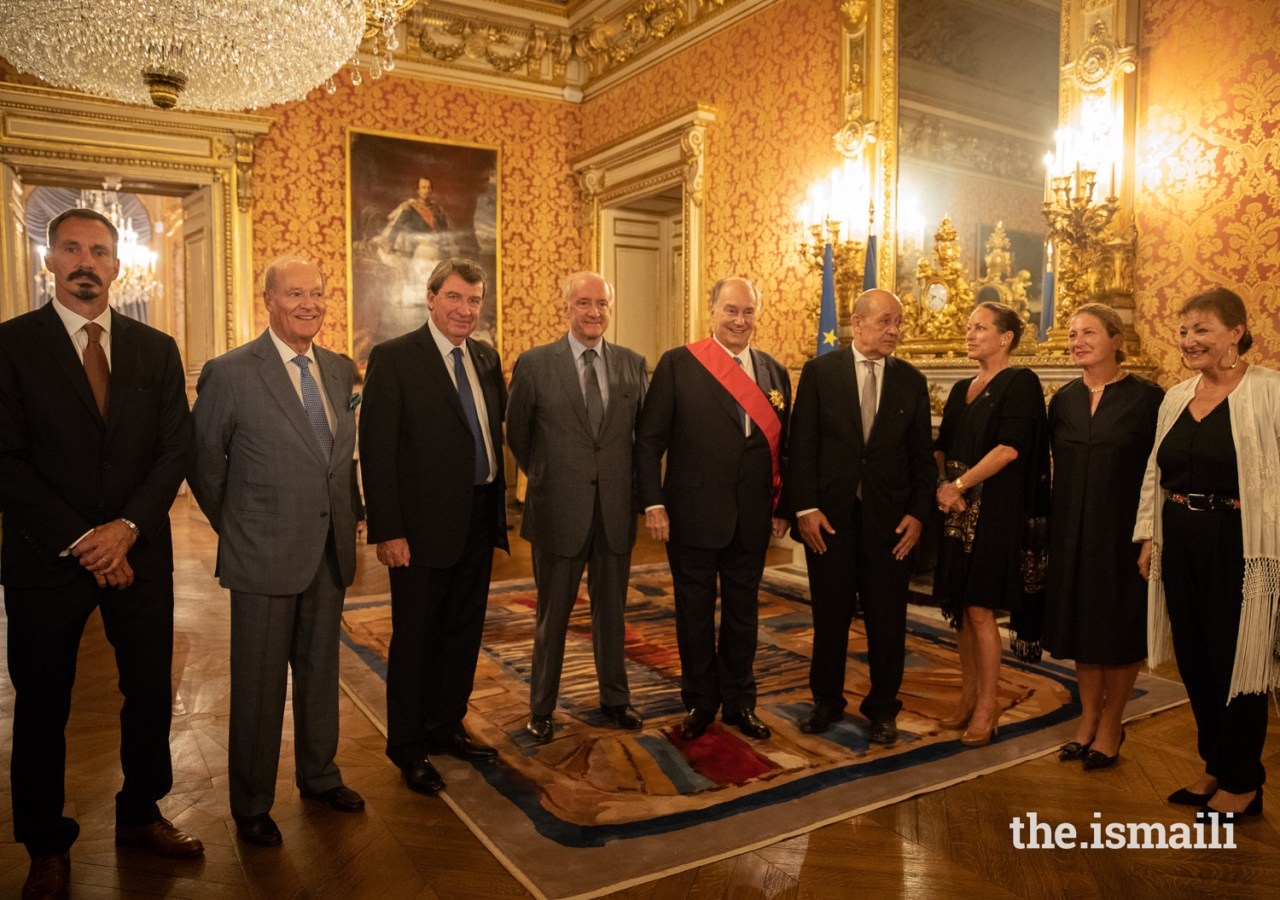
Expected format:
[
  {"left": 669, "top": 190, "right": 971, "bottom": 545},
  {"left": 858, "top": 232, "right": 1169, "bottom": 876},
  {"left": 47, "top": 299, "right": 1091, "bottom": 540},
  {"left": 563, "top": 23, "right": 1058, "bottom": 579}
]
[{"left": 345, "top": 127, "right": 502, "bottom": 369}]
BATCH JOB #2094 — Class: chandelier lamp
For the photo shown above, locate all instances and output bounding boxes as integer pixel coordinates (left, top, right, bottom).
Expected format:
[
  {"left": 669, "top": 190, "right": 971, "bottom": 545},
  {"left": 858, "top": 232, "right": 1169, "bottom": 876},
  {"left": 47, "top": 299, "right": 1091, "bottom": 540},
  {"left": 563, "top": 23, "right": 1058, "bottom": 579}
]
[{"left": 0, "top": 1, "right": 417, "bottom": 111}]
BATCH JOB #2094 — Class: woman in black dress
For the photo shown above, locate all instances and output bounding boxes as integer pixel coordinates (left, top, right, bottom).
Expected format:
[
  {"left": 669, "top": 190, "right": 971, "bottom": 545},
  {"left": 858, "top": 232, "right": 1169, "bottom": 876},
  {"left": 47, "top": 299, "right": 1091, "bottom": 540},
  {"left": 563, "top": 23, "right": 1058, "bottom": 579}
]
[
  {"left": 1044, "top": 303, "right": 1163, "bottom": 769},
  {"left": 935, "top": 302, "right": 1050, "bottom": 746}
]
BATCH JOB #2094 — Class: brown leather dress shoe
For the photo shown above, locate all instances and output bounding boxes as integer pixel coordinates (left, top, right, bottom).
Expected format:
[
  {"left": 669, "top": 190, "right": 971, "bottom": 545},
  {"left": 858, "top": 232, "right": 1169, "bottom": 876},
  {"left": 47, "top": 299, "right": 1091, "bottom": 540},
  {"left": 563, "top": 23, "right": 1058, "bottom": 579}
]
[
  {"left": 22, "top": 853, "right": 69, "bottom": 900},
  {"left": 115, "top": 817, "right": 205, "bottom": 858}
]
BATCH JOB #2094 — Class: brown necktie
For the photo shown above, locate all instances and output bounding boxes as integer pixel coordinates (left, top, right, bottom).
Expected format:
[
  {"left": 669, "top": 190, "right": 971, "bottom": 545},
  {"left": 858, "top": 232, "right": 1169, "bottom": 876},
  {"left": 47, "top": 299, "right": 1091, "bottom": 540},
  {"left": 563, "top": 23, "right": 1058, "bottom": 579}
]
[{"left": 83, "top": 322, "right": 110, "bottom": 418}]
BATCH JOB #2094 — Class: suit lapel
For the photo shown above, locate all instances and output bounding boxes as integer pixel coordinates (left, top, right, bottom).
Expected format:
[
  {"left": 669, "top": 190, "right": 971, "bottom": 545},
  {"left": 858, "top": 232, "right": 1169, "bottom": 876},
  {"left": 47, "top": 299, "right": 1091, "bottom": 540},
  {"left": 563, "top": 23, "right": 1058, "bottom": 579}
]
[
  {"left": 35, "top": 301, "right": 105, "bottom": 426},
  {"left": 104, "top": 311, "right": 136, "bottom": 441},
  {"left": 864, "top": 356, "right": 900, "bottom": 450},
  {"left": 749, "top": 348, "right": 784, "bottom": 428},
  {"left": 317, "top": 346, "right": 353, "bottom": 472},
  {"left": 412, "top": 325, "right": 470, "bottom": 430},
  {"left": 598, "top": 340, "right": 628, "bottom": 436},
  {"left": 554, "top": 335, "right": 594, "bottom": 437},
  {"left": 254, "top": 330, "right": 329, "bottom": 468},
  {"left": 469, "top": 338, "right": 503, "bottom": 459},
  {"left": 840, "top": 347, "right": 866, "bottom": 452}
]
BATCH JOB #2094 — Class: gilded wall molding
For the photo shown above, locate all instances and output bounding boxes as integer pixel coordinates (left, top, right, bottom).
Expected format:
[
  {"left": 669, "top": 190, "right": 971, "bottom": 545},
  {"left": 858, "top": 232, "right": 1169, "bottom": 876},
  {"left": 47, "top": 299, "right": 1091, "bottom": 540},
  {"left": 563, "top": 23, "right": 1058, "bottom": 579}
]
[
  {"left": 383, "top": 0, "right": 781, "bottom": 101},
  {"left": 570, "top": 103, "right": 716, "bottom": 342}
]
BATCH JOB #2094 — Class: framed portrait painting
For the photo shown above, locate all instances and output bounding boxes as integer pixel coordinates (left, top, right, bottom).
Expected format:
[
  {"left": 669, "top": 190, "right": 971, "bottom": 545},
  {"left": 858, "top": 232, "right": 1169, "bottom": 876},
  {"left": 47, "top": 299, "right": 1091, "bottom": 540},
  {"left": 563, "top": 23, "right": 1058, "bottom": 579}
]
[{"left": 346, "top": 128, "right": 501, "bottom": 369}]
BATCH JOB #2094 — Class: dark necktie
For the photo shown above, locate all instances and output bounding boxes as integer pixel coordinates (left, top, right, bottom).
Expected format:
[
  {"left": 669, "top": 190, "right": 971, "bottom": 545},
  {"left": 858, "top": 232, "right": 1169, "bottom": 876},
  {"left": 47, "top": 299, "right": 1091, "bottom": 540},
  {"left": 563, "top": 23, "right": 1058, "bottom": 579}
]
[
  {"left": 452, "top": 347, "right": 491, "bottom": 484},
  {"left": 82, "top": 322, "right": 109, "bottom": 419},
  {"left": 734, "top": 357, "right": 748, "bottom": 433},
  {"left": 582, "top": 347, "right": 604, "bottom": 437},
  {"left": 291, "top": 355, "right": 333, "bottom": 463}
]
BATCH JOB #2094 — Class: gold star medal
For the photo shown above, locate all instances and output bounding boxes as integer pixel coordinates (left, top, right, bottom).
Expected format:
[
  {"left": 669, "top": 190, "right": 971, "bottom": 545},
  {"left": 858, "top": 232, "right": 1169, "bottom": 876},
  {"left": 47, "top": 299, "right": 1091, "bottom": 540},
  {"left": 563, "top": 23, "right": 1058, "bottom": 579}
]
[{"left": 768, "top": 389, "right": 784, "bottom": 410}]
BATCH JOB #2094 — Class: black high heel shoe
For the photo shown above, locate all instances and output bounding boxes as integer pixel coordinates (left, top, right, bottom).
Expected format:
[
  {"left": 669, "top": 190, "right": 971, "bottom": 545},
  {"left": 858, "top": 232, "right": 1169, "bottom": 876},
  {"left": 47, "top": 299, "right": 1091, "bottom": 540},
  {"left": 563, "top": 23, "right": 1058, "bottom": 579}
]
[
  {"left": 1168, "top": 787, "right": 1215, "bottom": 806},
  {"left": 1081, "top": 728, "right": 1125, "bottom": 771},
  {"left": 1199, "top": 784, "right": 1264, "bottom": 818},
  {"left": 1058, "top": 740, "right": 1093, "bottom": 762}
]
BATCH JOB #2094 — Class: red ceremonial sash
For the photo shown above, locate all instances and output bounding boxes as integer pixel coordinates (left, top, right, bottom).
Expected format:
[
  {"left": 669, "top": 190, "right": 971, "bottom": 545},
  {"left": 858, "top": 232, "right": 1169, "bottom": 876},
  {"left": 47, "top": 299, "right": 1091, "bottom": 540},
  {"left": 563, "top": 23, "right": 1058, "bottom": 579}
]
[{"left": 686, "top": 337, "right": 783, "bottom": 509}]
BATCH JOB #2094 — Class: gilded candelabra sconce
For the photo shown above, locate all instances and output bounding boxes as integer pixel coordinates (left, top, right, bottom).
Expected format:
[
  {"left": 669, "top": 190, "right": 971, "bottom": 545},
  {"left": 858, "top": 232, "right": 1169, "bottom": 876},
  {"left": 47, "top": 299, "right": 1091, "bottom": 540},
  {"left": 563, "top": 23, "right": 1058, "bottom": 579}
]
[
  {"left": 799, "top": 160, "right": 872, "bottom": 348},
  {"left": 1039, "top": 125, "right": 1139, "bottom": 356},
  {"left": 897, "top": 217, "right": 976, "bottom": 358}
]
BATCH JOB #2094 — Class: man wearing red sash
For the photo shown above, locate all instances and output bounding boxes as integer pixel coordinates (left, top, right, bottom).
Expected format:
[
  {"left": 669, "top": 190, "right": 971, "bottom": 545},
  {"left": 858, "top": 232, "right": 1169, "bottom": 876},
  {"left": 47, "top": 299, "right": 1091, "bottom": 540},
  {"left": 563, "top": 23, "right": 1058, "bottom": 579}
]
[{"left": 635, "top": 277, "right": 791, "bottom": 741}]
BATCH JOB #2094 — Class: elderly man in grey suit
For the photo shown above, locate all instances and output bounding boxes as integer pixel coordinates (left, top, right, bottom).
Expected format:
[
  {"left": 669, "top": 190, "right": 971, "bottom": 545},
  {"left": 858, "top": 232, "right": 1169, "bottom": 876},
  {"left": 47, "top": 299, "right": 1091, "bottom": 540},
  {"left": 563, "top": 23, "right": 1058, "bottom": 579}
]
[
  {"left": 507, "top": 271, "right": 649, "bottom": 743},
  {"left": 190, "top": 256, "right": 364, "bottom": 847}
]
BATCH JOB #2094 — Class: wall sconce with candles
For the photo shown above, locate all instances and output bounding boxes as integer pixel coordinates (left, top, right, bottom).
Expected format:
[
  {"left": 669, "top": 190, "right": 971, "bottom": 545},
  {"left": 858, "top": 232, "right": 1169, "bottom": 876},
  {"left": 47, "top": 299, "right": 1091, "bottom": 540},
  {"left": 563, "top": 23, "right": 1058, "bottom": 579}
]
[
  {"left": 1040, "top": 124, "right": 1140, "bottom": 355},
  {"left": 798, "top": 158, "right": 873, "bottom": 347}
]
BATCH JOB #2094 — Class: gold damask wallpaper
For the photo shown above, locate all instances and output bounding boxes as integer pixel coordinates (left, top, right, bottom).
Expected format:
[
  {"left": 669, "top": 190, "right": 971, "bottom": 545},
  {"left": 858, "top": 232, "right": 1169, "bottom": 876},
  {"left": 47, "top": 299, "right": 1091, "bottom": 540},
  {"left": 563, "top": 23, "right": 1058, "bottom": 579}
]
[
  {"left": 580, "top": 0, "right": 844, "bottom": 370},
  {"left": 1135, "top": 0, "right": 1280, "bottom": 382},
  {"left": 252, "top": 75, "right": 586, "bottom": 369}
]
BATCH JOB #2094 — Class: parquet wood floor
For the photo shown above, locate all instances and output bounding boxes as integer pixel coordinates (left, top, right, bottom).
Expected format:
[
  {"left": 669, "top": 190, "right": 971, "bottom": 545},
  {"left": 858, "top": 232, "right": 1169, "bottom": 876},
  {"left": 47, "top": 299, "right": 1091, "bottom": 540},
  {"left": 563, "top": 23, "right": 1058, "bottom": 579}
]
[{"left": 1, "top": 498, "right": 1276, "bottom": 899}]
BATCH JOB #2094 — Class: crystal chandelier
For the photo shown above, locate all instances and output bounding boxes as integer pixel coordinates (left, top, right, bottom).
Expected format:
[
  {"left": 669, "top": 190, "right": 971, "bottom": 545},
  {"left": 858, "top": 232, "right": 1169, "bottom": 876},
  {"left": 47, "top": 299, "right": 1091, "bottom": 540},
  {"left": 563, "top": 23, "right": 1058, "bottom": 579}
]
[
  {"left": 0, "top": 1, "right": 369, "bottom": 110},
  {"left": 329, "top": 0, "right": 418, "bottom": 90}
]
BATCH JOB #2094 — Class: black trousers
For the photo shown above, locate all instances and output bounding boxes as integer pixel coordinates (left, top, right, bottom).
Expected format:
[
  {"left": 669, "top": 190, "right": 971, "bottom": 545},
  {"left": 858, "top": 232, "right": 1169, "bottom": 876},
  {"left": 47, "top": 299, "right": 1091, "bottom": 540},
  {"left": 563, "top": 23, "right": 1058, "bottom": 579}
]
[
  {"left": 666, "top": 526, "right": 767, "bottom": 714},
  {"left": 1162, "top": 502, "right": 1269, "bottom": 793},
  {"left": 5, "top": 571, "right": 174, "bottom": 857},
  {"left": 806, "top": 508, "right": 911, "bottom": 722},
  {"left": 385, "top": 484, "right": 497, "bottom": 768}
]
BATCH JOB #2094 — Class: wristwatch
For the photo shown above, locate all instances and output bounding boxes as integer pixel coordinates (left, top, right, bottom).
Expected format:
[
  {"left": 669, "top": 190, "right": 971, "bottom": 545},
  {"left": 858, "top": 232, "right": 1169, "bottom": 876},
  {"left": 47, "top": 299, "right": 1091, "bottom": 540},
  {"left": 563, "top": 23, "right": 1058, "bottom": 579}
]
[
  {"left": 953, "top": 477, "right": 966, "bottom": 492},
  {"left": 120, "top": 518, "right": 140, "bottom": 537}
]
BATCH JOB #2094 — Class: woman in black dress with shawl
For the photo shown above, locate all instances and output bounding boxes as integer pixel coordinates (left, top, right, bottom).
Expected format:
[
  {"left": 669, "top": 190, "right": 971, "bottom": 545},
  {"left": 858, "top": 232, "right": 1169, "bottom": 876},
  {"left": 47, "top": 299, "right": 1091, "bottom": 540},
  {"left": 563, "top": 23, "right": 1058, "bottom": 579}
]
[
  {"left": 1044, "top": 304, "right": 1163, "bottom": 769},
  {"left": 935, "top": 302, "right": 1050, "bottom": 746}
]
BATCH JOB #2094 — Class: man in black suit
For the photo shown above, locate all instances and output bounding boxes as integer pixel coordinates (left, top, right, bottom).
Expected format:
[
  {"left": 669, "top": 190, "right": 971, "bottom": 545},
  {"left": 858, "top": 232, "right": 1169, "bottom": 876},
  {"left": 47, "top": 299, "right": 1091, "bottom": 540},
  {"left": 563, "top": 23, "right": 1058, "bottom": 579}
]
[
  {"left": 787, "top": 289, "right": 935, "bottom": 744},
  {"left": 359, "top": 257, "right": 508, "bottom": 795},
  {"left": 635, "top": 277, "right": 791, "bottom": 741},
  {"left": 0, "top": 209, "right": 201, "bottom": 900}
]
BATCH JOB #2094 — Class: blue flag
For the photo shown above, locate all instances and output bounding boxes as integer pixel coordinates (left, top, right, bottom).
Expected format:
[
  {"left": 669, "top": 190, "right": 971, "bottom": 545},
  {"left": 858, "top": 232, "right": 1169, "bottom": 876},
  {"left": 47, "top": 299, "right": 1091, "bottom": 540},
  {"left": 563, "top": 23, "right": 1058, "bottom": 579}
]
[
  {"left": 863, "top": 234, "right": 878, "bottom": 291},
  {"left": 1041, "top": 271, "right": 1055, "bottom": 341},
  {"left": 817, "top": 243, "right": 838, "bottom": 356}
]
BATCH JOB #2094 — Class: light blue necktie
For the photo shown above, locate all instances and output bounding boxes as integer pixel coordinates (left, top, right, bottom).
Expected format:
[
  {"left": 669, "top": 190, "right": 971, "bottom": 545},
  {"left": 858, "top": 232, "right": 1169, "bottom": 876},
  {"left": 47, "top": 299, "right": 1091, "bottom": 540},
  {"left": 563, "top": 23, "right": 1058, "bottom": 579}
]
[
  {"left": 292, "top": 355, "right": 333, "bottom": 463},
  {"left": 453, "top": 347, "right": 491, "bottom": 484}
]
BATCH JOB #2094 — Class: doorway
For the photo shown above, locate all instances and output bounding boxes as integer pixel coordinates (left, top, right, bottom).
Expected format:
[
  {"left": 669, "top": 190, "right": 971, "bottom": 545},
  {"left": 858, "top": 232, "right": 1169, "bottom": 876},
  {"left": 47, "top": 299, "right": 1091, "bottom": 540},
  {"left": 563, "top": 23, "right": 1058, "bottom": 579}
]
[{"left": 600, "top": 186, "right": 683, "bottom": 370}]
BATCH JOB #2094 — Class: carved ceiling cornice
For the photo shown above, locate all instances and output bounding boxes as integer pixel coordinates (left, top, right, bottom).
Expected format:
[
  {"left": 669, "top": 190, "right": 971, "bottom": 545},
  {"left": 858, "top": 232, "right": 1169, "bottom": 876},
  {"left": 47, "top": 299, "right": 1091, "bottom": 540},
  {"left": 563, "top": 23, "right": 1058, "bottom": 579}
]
[{"left": 370, "top": 0, "right": 782, "bottom": 102}]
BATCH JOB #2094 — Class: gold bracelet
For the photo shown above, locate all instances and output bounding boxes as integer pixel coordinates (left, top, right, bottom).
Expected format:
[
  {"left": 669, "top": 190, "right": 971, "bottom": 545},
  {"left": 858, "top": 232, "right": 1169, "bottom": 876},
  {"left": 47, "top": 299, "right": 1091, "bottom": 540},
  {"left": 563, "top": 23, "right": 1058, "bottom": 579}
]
[{"left": 954, "top": 478, "right": 965, "bottom": 492}]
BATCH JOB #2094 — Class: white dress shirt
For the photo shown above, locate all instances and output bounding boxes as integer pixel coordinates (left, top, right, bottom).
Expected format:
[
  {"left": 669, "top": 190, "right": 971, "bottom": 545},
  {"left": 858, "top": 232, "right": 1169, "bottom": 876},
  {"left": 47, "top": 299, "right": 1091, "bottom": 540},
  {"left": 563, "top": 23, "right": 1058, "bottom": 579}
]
[
  {"left": 567, "top": 331, "right": 609, "bottom": 410},
  {"left": 428, "top": 318, "right": 497, "bottom": 484},
  {"left": 51, "top": 298, "right": 113, "bottom": 369},
  {"left": 796, "top": 346, "right": 886, "bottom": 520},
  {"left": 268, "top": 327, "right": 335, "bottom": 434}
]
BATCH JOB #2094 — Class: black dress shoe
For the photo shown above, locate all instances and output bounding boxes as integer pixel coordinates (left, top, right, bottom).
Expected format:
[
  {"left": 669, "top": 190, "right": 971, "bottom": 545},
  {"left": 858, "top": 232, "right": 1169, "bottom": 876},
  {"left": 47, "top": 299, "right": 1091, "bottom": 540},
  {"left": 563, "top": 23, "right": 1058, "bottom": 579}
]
[
  {"left": 868, "top": 718, "right": 898, "bottom": 745},
  {"left": 799, "top": 703, "right": 842, "bottom": 734},
  {"left": 1168, "top": 787, "right": 1215, "bottom": 806},
  {"left": 430, "top": 729, "right": 499, "bottom": 760},
  {"left": 1058, "top": 740, "right": 1093, "bottom": 762},
  {"left": 1199, "top": 785, "right": 1264, "bottom": 818},
  {"left": 601, "top": 703, "right": 644, "bottom": 730},
  {"left": 300, "top": 785, "right": 365, "bottom": 812},
  {"left": 681, "top": 708, "right": 716, "bottom": 740},
  {"left": 723, "top": 707, "right": 771, "bottom": 740},
  {"left": 234, "top": 813, "right": 282, "bottom": 847},
  {"left": 401, "top": 759, "right": 445, "bottom": 795},
  {"left": 526, "top": 715, "right": 555, "bottom": 744},
  {"left": 1081, "top": 728, "right": 1126, "bottom": 771}
]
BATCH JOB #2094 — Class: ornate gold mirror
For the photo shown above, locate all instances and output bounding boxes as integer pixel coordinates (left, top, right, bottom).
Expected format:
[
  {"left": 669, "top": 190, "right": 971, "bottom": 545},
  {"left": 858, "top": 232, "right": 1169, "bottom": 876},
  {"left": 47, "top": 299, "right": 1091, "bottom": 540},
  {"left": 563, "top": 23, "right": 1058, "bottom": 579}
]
[{"left": 894, "top": 0, "right": 1061, "bottom": 351}]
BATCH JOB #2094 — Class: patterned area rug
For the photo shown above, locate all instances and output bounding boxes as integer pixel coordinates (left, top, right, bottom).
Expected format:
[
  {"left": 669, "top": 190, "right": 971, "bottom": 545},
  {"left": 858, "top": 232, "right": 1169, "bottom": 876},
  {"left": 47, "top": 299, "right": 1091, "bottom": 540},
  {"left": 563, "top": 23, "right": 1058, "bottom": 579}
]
[{"left": 336, "top": 564, "right": 1188, "bottom": 900}]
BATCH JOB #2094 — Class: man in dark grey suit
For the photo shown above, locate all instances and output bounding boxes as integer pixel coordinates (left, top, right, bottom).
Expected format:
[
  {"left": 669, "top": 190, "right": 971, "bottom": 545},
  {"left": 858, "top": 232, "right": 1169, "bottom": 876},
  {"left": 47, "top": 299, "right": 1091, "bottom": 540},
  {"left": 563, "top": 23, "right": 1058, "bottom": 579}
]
[
  {"left": 507, "top": 272, "right": 649, "bottom": 743},
  {"left": 190, "top": 256, "right": 364, "bottom": 847}
]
